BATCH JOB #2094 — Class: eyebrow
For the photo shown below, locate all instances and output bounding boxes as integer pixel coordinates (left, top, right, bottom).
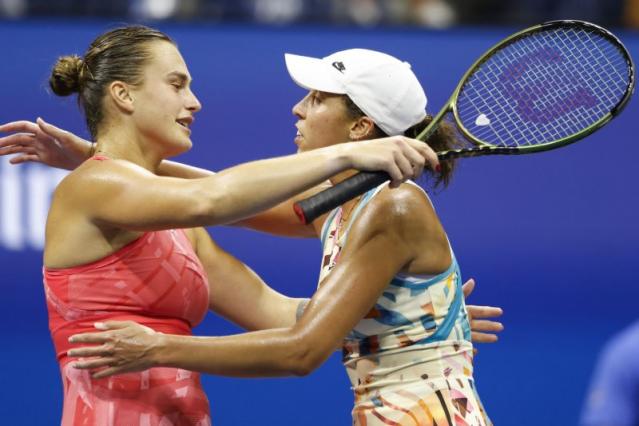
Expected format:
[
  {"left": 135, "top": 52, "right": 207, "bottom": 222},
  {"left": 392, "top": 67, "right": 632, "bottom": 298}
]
[
  {"left": 311, "top": 90, "right": 326, "bottom": 99},
  {"left": 166, "top": 71, "right": 191, "bottom": 84}
]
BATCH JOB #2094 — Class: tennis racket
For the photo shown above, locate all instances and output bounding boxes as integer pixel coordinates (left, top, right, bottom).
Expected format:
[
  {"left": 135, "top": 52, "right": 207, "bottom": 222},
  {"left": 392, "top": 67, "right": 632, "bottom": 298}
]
[{"left": 294, "top": 20, "right": 635, "bottom": 224}]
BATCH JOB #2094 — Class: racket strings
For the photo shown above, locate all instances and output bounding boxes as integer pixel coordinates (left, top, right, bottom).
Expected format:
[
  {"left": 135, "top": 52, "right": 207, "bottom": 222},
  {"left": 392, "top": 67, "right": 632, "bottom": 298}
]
[
  {"left": 549, "top": 28, "right": 627, "bottom": 126},
  {"left": 455, "top": 25, "right": 631, "bottom": 149}
]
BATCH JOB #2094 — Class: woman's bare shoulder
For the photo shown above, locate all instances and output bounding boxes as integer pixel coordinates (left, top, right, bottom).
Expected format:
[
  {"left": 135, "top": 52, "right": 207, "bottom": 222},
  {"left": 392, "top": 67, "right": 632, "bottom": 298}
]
[
  {"left": 54, "top": 158, "right": 152, "bottom": 201},
  {"left": 362, "top": 183, "right": 438, "bottom": 228}
]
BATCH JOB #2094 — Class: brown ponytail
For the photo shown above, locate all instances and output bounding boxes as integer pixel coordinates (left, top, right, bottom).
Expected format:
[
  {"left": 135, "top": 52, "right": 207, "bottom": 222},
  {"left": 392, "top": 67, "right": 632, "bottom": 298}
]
[
  {"left": 49, "top": 55, "right": 86, "bottom": 96},
  {"left": 404, "top": 115, "right": 461, "bottom": 188}
]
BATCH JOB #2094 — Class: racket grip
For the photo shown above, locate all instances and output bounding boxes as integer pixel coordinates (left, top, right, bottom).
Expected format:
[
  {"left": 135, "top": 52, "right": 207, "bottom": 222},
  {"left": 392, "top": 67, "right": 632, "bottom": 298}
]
[{"left": 293, "top": 171, "right": 389, "bottom": 224}]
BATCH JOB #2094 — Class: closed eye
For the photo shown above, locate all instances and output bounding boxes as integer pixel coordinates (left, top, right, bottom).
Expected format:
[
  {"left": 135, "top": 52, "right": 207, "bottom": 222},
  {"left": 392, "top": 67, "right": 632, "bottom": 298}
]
[{"left": 166, "top": 71, "right": 191, "bottom": 91}]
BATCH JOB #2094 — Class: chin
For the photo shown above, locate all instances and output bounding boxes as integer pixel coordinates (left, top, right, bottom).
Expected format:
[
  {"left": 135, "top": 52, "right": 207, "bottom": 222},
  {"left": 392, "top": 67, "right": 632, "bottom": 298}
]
[
  {"left": 182, "top": 138, "right": 194, "bottom": 151},
  {"left": 175, "top": 140, "right": 193, "bottom": 156},
  {"left": 296, "top": 143, "right": 311, "bottom": 153},
  {"left": 162, "top": 138, "right": 193, "bottom": 158}
]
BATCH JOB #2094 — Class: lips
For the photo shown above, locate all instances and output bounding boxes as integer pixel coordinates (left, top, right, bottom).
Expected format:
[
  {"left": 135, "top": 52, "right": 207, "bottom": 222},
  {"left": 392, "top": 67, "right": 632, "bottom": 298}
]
[
  {"left": 294, "top": 125, "right": 304, "bottom": 145},
  {"left": 176, "top": 116, "right": 194, "bottom": 129}
]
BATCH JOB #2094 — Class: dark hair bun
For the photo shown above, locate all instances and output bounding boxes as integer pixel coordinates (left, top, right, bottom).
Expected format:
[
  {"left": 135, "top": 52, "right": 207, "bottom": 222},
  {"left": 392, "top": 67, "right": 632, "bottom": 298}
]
[{"left": 49, "top": 55, "right": 84, "bottom": 96}]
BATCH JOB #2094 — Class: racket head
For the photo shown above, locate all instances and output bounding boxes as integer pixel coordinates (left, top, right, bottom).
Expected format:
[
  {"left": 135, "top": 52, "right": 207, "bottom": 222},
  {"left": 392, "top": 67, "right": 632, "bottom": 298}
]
[{"left": 447, "top": 20, "right": 634, "bottom": 154}]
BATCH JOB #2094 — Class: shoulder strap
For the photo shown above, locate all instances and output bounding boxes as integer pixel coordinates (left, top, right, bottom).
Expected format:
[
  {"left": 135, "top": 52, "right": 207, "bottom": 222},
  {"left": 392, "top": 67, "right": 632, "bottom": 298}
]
[
  {"left": 340, "top": 182, "right": 389, "bottom": 245},
  {"left": 320, "top": 207, "right": 341, "bottom": 247}
]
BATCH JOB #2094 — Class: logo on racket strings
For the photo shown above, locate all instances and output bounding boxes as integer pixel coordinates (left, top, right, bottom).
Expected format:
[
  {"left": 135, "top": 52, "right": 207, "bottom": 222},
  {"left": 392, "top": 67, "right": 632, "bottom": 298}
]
[
  {"left": 475, "top": 114, "right": 491, "bottom": 126},
  {"left": 498, "top": 47, "right": 597, "bottom": 124}
]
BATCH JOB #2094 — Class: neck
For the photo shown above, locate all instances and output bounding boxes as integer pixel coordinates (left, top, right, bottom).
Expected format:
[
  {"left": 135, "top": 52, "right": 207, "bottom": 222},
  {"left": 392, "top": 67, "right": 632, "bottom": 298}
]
[
  {"left": 94, "top": 126, "right": 162, "bottom": 172},
  {"left": 328, "top": 170, "right": 361, "bottom": 228}
]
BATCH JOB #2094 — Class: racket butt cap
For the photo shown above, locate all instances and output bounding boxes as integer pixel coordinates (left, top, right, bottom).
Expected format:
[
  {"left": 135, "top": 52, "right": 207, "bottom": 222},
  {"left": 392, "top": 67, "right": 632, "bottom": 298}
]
[{"left": 293, "top": 203, "right": 308, "bottom": 225}]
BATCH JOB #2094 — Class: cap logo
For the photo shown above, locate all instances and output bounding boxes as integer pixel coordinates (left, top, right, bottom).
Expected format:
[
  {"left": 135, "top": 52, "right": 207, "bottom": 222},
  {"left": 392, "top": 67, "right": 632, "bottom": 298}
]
[{"left": 332, "top": 61, "right": 346, "bottom": 73}]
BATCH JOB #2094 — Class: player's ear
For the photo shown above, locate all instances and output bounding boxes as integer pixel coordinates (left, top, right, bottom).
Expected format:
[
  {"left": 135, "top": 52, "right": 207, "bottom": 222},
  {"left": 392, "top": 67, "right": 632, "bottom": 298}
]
[
  {"left": 107, "top": 81, "right": 135, "bottom": 114},
  {"left": 349, "top": 116, "right": 376, "bottom": 140}
]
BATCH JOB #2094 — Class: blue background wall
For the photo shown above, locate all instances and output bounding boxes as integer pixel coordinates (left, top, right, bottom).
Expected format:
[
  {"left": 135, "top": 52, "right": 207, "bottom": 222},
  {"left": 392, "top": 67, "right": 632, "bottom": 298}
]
[{"left": 0, "top": 21, "right": 637, "bottom": 425}]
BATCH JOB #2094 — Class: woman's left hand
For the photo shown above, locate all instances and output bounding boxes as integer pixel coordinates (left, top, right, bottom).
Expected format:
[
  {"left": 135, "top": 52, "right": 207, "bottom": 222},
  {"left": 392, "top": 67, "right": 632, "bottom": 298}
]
[
  {"left": 0, "top": 118, "right": 91, "bottom": 170},
  {"left": 68, "top": 321, "right": 163, "bottom": 379},
  {"left": 462, "top": 279, "right": 504, "bottom": 344}
]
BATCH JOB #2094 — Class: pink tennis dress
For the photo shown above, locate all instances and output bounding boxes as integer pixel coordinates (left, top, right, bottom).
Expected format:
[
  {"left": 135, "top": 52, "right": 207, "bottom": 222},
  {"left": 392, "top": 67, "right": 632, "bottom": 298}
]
[{"left": 44, "top": 227, "right": 211, "bottom": 426}]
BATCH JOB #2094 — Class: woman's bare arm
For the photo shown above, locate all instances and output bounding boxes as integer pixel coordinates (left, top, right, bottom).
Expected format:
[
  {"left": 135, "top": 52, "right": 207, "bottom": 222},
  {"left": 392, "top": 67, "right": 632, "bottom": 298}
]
[
  {"left": 190, "top": 227, "right": 303, "bottom": 330},
  {"left": 0, "top": 118, "right": 410, "bottom": 236},
  {"left": 67, "top": 187, "right": 437, "bottom": 377}
]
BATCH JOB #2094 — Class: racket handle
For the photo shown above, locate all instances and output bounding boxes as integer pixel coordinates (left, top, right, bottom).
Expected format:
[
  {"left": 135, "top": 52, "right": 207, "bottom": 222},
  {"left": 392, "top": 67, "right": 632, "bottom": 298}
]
[
  {"left": 293, "top": 171, "right": 389, "bottom": 224},
  {"left": 293, "top": 150, "right": 463, "bottom": 224}
]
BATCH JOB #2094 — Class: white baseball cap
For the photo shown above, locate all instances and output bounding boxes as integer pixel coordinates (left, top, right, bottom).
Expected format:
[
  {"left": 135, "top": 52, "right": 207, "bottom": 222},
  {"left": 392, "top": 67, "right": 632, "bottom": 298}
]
[{"left": 284, "top": 48, "right": 427, "bottom": 136}]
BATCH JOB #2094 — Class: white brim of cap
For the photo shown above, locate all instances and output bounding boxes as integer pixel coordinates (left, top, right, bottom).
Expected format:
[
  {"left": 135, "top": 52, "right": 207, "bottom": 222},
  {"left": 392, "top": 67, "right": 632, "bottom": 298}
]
[{"left": 285, "top": 53, "right": 346, "bottom": 94}]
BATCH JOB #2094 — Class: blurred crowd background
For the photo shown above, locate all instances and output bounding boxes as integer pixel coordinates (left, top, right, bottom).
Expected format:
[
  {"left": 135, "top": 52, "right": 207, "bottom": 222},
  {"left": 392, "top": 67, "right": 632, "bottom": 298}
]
[{"left": 1, "top": 0, "right": 639, "bottom": 29}]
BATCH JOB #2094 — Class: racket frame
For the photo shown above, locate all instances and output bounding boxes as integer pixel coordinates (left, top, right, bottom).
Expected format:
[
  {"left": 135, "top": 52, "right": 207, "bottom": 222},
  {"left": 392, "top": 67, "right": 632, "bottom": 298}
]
[{"left": 423, "top": 20, "right": 635, "bottom": 160}]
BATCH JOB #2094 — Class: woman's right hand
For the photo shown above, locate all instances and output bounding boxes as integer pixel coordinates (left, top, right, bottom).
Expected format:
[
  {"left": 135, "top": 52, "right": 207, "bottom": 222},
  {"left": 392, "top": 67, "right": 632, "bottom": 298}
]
[
  {"left": 68, "top": 320, "right": 162, "bottom": 379},
  {"left": 462, "top": 278, "right": 504, "bottom": 346},
  {"left": 0, "top": 117, "right": 91, "bottom": 170},
  {"left": 340, "top": 136, "right": 439, "bottom": 187}
]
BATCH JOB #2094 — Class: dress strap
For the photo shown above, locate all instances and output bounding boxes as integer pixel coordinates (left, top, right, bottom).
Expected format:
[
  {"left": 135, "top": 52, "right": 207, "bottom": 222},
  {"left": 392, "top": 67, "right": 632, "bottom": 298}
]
[
  {"left": 320, "top": 207, "right": 341, "bottom": 247},
  {"left": 340, "top": 182, "right": 389, "bottom": 247}
]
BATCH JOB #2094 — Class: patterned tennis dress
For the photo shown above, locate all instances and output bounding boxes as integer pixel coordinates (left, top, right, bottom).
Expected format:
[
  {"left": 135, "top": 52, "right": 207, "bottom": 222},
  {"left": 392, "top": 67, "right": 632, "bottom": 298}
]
[{"left": 318, "top": 183, "right": 491, "bottom": 426}]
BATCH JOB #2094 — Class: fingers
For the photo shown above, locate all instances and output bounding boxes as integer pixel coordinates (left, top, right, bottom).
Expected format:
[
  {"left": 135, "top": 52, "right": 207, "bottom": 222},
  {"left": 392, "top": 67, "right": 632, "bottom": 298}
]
[
  {"left": 470, "top": 318, "right": 503, "bottom": 344},
  {"left": 72, "top": 357, "right": 117, "bottom": 370},
  {"left": 68, "top": 321, "right": 140, "bottom": 343},
  {"left": 73, "top": 357, "right": 135, "bottom": 379},
  {"left": 385, "top": 162, "right": 404, "bottom": 188},
  {"left": 472, "top": 331, "right": 499, "bottom": 344},
  {"left": 467, "top": 300, "right": 504, "bottom": 345},
  {"left": 0, "top": 120, "right": 39, "bottom": 134},
  {"left": 66, "top": 321, "right": 156, "bottom": 379},
  {"left": 404, "top": 137, "right": 439, "bottom": 172},
  {"left": 396, "top": 138, "right": 426, "bottom": 178},
  {"left": 96, "top": 320, "right": 137, "bottom": 330},
  {"left": 36, "top": 117, "right": 70, "bottom": 141},
  {"left": 390, "top": 137, "right": 438, "bottom": 184},
  {"left": 348, "top": 136, "right": 435, "bottom": 185},
  {"left": 466, "top": 305, "right": 503, "bottom": 320},
  {"left": 0, "top": 144, "right": 35, "bottom": 156},
  {"left": 68, "top": 330, "right": 111, "bottom": 344},
  {"left": 0, "top": 133, "right": 37, "bottom": 148},
  {"left": 471, "top": 319, "right": 504, "bottom": 333},
  {"left": 93, "top": 366, "right": 125, "bottom": 379},
  {"left": 9, "top": 154, "right": 40, "bottom": 164},
  {"left": 395, "top": 149, "right": 415, "bottom": 180},
  {"left": 386, "top": 137, "right": 428, "bottom": 186},
  {"left": 68, "top": 344, "right": 113, "bottom": 358},
  {"left": 388, "top": 150, "right": 412, "bottom": 188},
  {"left": 462, "top": 278, "right": 476, "bottom": 298}
]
